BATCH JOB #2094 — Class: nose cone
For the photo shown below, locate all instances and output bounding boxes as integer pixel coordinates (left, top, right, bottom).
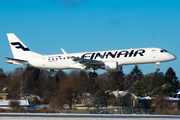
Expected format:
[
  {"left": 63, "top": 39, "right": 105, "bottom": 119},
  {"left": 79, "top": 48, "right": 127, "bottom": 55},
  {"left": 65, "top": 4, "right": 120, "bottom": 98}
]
[{"left": 169, "top": 53, "right": 177, "bottom": 61}]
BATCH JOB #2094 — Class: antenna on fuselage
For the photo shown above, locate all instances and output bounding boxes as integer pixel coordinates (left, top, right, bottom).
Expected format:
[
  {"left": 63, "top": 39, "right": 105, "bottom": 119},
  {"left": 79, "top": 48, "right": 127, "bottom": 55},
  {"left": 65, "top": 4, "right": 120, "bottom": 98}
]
[{"left": 61, "top": 48, "right": 67, "bottom": 55}]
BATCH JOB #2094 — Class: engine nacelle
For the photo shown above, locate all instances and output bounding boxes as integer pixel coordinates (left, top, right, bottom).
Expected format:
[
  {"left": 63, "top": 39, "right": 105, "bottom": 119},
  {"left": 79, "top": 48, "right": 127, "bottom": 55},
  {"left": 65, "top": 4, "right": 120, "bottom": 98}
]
[{"left": 102, "top": 61, "right": 122, "bottom": 72}]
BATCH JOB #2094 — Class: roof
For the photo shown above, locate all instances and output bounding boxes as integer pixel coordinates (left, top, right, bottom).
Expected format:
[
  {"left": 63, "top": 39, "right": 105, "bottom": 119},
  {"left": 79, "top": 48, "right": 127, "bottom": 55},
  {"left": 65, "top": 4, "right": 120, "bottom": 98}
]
[
  {"left": 131, "top": 93, "right": 141, "bottom": 99},
  {"left": 176, "top": 89, "right": 180, "bottom": 92},
  {"left": 82, "top": 93, "right": 90, "bottom": 97},
  {"left": 139, "top": 96, "right": 152, "bottom": 100},
  {"left": 0, "top": 93, "right": 8, "bottom": 95},
  {"left": 166, "top": 97, "right": 180, "bottom": 101},
  {"left": 75, "top": 104, "right": 86, "bottom": 107},
  {"left": 172, "top": 93, "right": 180, "bottom": 98},
  {"left": 112, "top": 91, "right": 129, "bottom": 97},
  {"left": 112, "top": 90, "right": 151, "bottom": 100}
]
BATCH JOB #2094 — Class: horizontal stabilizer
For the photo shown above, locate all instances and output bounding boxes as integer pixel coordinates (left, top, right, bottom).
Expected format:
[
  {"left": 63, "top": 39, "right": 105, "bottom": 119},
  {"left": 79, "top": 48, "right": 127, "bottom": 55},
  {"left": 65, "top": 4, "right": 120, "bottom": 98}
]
[{"left": 4, "top": 57, "right": 27, "bottom": 62}]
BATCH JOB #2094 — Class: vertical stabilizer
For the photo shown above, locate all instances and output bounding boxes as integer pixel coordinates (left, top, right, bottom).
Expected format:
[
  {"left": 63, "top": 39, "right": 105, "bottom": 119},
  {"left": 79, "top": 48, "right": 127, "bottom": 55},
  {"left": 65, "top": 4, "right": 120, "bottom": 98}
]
[{"left": 7, "top": 33, "right": 42, "bottom": 59}]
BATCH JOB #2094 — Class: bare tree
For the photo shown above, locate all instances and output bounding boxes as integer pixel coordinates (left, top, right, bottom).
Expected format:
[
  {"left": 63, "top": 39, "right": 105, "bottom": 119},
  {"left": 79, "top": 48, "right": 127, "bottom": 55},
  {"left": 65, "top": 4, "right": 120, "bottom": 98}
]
[
  {"left": 95, "top": 72, "right": 109, "bottom": 90},
  {"left": 81, "top": 94, "right": 95, "bottom": 109},
  {"left": 55, "top": 76, "right": 82, "bottom": 108},
  {"left": 9, "top": 100, "right": 20, "bottom": 109},
  {"left": 15, "top": 68, "right": 27, "bottom": 99},
  {"left": 152, "top": 94, "right": 169, "bottom": 114}
]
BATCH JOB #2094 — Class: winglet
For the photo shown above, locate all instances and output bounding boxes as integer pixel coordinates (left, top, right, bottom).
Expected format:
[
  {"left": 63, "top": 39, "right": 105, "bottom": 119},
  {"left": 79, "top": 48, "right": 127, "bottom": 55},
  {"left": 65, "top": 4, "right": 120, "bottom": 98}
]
[{"left": 61, "top": 48, "right": 67, "bottom": 55}]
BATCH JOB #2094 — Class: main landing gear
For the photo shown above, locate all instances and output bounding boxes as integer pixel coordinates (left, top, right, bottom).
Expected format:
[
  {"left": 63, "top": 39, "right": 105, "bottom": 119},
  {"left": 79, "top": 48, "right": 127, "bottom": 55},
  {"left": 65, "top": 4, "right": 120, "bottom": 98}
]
[
  {"left": 156, "top": 62, "right": 160, "bottom": 72},
  {"left": 89, "top": 67, "right": 98, "bottom": 78}
]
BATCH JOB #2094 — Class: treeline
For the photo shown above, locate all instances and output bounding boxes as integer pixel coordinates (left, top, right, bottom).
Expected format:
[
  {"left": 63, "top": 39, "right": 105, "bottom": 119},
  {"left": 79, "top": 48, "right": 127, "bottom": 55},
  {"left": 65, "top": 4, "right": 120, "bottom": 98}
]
[{"left": 0, "top": 65, "right": 179, "bottom": 107}]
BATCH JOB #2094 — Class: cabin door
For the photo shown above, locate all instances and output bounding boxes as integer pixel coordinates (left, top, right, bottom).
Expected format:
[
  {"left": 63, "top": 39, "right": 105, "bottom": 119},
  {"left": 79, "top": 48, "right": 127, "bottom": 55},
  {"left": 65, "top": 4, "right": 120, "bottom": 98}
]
[
  {"left": 152, "top": 50, "right": 156, "bottom": 58},
  {"left": 41, "top": 57, "right": 46, "bottom": 67}
]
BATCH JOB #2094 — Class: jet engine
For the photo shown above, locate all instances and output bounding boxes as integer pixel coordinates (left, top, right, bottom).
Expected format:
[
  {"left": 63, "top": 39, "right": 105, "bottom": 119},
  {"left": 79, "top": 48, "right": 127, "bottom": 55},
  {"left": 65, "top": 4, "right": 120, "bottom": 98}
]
[{"left": 102, "top": 61, "right": 122, "bottom": 72}]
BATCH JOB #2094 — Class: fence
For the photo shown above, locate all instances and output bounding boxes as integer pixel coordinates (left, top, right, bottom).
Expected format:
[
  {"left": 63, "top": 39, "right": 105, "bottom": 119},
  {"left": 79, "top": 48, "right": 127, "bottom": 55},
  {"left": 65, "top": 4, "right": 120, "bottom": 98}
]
[
  {"left": 56, "top": 107, "right": 180, "bottom": 115},
  {"left": 0, "top": 107, "right": 180, "bottom": 115}
]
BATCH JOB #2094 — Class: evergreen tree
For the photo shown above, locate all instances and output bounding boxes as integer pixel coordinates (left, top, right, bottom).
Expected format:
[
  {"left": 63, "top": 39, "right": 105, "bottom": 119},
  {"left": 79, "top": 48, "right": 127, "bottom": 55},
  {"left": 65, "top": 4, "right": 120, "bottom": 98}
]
[
  {"left": 144, "top": 72, "right": 166, "bottom": 96},
  {"left": 87, "top": 77, "right": 99, "bottom": 93},
  {"left": 132, "top": 80, "right": 144, "bottom": 96},
  {"left": 38, "top": 69, "right": 55, "bottom": 100},
  {"left": 95, "top": 72, "right": 109, "bottom": 90},
  {"left": 0, "top": 68, "right": 6, "bottom": 79},
  {"left": 132, "top": 72, "right": 167, "bottom": 97},
  {"left": 0, "top": 68, "right": 7, "bottom": 90},
  {"left": 130, "top": 65, "right": 143, "bottom": 79},
  {"left": 108, "top": 70, "right": 124, "bottom": 90},
  {"left": 25, "top": 67, "right": 40, "bottom": 95},
  {"left": 124, "top": 65, "right": 143, "bottom": 91},
  {"left": 94, "top": 89, "right": 108, "bottom": 107},
  {"left": 152, "top": 72, "right": 165, "bottom": 89},
  {"left": 165, "top": 67, "right": 178, "bottom": 92}
]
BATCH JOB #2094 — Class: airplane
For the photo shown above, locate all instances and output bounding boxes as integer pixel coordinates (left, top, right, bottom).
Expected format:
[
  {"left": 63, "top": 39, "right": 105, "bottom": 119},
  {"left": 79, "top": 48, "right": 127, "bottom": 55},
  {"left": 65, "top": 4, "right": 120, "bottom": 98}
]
[{"left": 5, "top": 33, "right": 177, "bottom": 77}]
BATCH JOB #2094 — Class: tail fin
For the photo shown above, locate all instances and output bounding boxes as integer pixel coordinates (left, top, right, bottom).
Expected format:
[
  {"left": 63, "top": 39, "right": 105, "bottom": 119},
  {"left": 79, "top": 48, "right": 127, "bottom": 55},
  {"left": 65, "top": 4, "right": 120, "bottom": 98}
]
[{"left": 7, "top": 33, "right": 42, "bottom": 59}]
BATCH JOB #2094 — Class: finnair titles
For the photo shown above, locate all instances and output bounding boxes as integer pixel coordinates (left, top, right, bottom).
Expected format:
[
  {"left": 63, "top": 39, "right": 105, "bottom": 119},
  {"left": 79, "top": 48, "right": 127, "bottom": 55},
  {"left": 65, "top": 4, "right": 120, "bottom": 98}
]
[{"left": 48, "top": 49, "right": 145, "bottom": 63}]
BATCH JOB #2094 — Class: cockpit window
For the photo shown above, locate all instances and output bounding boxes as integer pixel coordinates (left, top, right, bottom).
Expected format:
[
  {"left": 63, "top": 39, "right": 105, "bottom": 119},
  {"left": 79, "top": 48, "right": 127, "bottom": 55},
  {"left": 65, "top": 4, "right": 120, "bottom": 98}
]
[
  {"left": 164, "top": 49, "right": 168, "bottom": 52},
  {"left": 161, "top": 49, "right": 168, "bottom": 53}
]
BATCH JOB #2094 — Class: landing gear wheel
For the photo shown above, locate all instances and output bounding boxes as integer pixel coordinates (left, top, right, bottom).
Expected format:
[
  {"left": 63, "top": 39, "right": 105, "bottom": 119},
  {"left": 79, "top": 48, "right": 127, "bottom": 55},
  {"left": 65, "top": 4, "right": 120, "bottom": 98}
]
[
  {"left": 93, "top": 72, "right": 97, "bottom": 77},
  {"left": 89, "top": 72, "right": 98, "bottom": 78},
  {"left": 156, "top": 68, "right": 160, "bottom": 71},
  {"left": 89, "top": 72, "right": 94, "bottom": 77}
]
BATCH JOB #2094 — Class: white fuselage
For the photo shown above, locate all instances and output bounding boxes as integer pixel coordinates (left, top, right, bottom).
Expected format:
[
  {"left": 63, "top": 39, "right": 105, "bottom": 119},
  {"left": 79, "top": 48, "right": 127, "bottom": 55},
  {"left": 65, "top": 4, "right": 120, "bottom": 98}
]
[{"left": 6, "top": 33, "right": 177, "bottom": 73}]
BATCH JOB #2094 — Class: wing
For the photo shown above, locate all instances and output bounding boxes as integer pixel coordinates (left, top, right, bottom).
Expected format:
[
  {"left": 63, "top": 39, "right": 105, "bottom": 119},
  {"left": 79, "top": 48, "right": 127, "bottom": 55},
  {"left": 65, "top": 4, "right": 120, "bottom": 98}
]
[
  {"left": 71, "top": 56, "right": 104, "bottom": 69},
  {"left": 61, "top": 48, "right": 104, "bottom": 69},
  {"left": 72, "top": 56, "right": 104, "bottom": 65}
]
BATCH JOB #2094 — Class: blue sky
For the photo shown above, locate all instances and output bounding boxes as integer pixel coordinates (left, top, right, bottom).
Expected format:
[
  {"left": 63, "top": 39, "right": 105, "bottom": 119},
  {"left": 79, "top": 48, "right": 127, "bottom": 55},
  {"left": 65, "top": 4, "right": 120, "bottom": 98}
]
[{"left": 0, "top": 0, "right": 179, "bottom": 77}]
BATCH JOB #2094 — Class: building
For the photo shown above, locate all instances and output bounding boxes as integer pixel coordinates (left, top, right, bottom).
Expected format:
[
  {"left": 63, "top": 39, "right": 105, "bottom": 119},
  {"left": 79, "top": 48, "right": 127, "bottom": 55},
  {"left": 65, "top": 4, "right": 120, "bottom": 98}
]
[
  {"left": 0, "top": 99, "right": 29, "bottom": 109},
  {"left": 0, "top": 93, "right": 8, "bottom": 100},
  {"left": 172, "top": 91, "right": 180, "bottom": 99},
  {"left": 166, "top": 91, "right": 180, "bottom": 110},
  {"left": 0, "top": 92, "right": 29, "bottom": 109},
  {"left": 111, "top": 90, "right": 151, "bottom": 108}
]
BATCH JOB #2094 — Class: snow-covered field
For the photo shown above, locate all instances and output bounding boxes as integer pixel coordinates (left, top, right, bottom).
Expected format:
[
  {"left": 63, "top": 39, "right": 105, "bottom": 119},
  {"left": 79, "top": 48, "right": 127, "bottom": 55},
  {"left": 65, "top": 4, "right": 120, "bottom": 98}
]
[{"left": 0, "top": 113, "right": 179, "bottom": 120}]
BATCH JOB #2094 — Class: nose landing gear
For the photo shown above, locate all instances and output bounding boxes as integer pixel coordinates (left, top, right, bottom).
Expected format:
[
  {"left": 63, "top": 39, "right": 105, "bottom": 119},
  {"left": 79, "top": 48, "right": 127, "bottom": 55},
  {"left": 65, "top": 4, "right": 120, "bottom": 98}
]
[{"left": 156, "top": 62, "right": 160, "bottom": 71}]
